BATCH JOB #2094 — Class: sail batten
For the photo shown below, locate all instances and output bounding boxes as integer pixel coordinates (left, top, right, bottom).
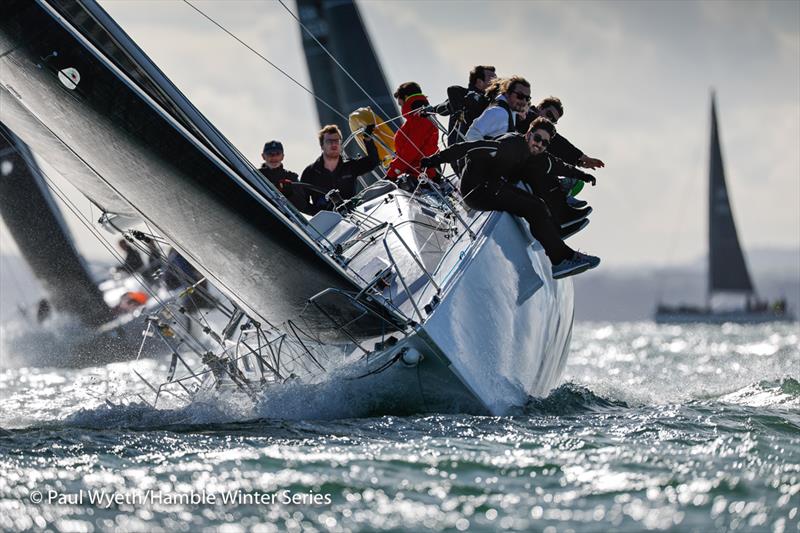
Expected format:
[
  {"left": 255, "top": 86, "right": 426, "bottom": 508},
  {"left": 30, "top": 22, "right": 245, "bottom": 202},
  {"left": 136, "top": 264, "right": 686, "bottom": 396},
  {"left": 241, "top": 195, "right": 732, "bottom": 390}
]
[{"left": 707, "top": 93, "right": 754, "bottom": 296}]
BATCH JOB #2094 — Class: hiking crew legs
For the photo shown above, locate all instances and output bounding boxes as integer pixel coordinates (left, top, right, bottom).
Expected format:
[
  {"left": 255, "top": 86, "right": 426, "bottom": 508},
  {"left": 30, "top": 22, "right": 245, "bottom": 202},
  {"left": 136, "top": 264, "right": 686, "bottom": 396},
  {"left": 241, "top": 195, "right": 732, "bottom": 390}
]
[
  {"left": 527, "top": 173, "right": 569, "bottom": 221},
  {"left": 460, "top": 166, "right": 573, "bottom": 264}
]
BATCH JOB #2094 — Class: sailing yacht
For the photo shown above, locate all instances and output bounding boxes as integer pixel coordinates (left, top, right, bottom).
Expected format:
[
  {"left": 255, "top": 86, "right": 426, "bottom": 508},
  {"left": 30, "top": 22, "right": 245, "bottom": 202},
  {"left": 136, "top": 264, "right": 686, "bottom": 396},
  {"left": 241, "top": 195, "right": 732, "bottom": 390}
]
[
  {"left": 655, "top": 93, "right": 794, "bottom": 324},
  {"left": 0, "top": 0, "right": 574, "bottom": 414}
]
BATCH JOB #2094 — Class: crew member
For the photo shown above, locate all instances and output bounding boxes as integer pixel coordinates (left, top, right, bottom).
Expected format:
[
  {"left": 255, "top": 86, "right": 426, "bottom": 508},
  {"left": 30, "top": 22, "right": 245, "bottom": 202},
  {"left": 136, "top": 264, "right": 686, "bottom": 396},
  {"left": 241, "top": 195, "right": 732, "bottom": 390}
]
[
  {"left": 117, "top": 238, "right": 144, "bottom": 274},
  {"left": 465, "top": 76, "right": 531, "bottom": 141},
  {"left": 421, "top": 119, "right": 600, "bottom": 279},
  {"left": 299, "top": 124, "right": 379, "bottom": 215},
  {"left": 386, "top": 82, "right": 439, "bottom": 182},
  {"left": 258, "top": 140, "right": 310, "bottom": 212},
  {"left": 434, "top": 65, "right": 497, "bottom": 146}
]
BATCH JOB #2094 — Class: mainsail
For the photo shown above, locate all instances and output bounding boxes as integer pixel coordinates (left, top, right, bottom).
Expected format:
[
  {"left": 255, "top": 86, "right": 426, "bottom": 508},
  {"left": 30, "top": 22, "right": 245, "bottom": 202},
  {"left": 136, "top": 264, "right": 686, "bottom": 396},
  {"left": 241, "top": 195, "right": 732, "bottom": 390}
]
[
  {"left": 707, "top": 92, "right": 755, "bottom": 297},
  {"left": 0, "top": 122, "right": 113, "bottom": 326},
  {"left": 296, "top": 0, "right": 398, "bottom": 146},
  {"left": 0, "top": 0, "right": 360, "bottom": 328}
]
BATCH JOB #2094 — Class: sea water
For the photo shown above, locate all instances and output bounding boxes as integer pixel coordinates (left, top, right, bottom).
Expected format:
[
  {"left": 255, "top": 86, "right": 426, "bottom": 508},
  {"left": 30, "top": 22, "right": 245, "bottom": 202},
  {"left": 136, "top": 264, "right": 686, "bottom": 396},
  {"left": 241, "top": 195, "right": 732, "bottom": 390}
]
[{"left": 0, "top": 322, "right": 798, "bottom": 532}]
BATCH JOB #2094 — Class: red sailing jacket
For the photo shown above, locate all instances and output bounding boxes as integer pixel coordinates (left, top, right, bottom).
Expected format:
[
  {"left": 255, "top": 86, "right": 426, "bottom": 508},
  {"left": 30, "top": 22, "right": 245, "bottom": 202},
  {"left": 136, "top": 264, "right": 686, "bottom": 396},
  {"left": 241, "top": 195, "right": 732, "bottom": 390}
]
[{"left": 387, "top": 94, "right": 439, "bottom": 180}]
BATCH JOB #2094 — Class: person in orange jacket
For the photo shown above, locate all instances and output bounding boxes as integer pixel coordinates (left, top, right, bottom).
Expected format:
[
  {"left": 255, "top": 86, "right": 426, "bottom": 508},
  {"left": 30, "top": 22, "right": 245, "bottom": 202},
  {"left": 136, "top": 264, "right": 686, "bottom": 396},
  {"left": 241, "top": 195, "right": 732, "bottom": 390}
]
[{"left": 386, "top": 82, "right": 439, "bottom": 182}]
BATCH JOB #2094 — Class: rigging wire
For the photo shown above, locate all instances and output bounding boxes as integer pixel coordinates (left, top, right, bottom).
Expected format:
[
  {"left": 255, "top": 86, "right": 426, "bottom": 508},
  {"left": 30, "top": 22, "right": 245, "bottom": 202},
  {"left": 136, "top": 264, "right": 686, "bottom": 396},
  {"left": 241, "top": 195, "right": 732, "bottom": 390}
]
[
  {"left": 276, "top": 0, "right": 432, "bottom": 158},
  {"left": 32, "top": 166, "right": 223, "bottom": 354},
  {"left": 181, "top": 0, "right": 349, "bottom": 125},
  {"left": 182, "top": 0, "right": 430, "bottom": 170},
  {"left": 275, "top": 0, "right": 393, "bottom": 124},
  {"left": 655, "top": 137, "right": 705, "bottom": 301}
]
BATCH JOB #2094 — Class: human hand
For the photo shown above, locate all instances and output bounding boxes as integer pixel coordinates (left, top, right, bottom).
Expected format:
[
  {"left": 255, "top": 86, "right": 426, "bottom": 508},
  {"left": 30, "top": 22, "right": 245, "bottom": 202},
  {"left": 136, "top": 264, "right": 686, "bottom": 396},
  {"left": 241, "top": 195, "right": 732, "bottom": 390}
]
[
  {"left": 578, "top": 155, "right": 604, "bottom": 169},
  {"left": 419, "top": 155, "right": 440, "bottom": 169}
]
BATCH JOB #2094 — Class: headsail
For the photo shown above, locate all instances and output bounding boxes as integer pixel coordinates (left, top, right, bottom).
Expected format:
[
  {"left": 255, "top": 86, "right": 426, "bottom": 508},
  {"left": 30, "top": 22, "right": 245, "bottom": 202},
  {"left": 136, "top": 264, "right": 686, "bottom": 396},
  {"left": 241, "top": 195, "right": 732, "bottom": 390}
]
[
  {"left": 707, "top": 92, "right": 755, "bottom": 297},
  {"left": 296, "top": 0, "right": 398, "bottom": 149},
  {"left": 0, "top": 122, "right": 113, "bottom": 326},
  {"left": 0, "top": 0, "right": 360, "bottom": 328}
]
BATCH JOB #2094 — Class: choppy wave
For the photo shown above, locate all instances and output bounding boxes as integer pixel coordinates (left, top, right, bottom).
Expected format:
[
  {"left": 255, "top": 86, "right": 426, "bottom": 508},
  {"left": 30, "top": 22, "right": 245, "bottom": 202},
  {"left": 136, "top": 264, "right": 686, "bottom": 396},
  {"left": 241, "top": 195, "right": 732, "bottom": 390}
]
[{"left": 2, "top": 322, "right": 799, "bottom": 532}]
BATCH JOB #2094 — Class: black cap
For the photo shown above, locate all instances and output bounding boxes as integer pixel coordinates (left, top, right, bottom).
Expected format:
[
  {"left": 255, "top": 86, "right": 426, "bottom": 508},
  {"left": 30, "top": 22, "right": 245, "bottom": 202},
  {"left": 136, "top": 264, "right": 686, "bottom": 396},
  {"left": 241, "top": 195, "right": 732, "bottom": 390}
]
[{"left": 263, "top": 140, "right": 283, "bottom": 154}]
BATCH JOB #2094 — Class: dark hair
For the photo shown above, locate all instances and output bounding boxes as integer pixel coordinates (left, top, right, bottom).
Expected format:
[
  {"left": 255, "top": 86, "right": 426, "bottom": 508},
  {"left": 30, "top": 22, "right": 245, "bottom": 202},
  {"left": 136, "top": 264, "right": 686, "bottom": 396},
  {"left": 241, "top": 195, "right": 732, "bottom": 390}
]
[
  {"left": 468, "top": 65, "right": 496, "bottom": 87},
  {"left": 317, "top": 124, "right": 342, "bottom": 146},
  {"left": 485, "top": 76, "right": 530, "bottom": 101},
  {"left": 537, "top": 96, "right": 564, "bottom": 117},
  {"left": 393, "top": 81, "right": 422, "bottom": 102},
  {"left": 527, "top": 117, "right": 556, "bottom": 138},
  {"left": 504, "top": 75, "right": 530, "bottom": 96}
]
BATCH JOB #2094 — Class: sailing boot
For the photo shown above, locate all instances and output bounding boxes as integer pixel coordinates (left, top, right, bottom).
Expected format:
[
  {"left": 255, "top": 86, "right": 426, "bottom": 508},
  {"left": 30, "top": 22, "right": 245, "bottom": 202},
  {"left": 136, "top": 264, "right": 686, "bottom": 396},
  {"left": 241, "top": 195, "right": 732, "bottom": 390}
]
[
  {"left": 559, "top": 206, "right": 592, "bottom": 228},
  {"left": 559, "top": 218, "right": 590, "bottom": 240},
  {"left": 566, "top": 196, "right": 588, "bottom": 209},
  {"left": 552, "top": 251, "right": 601, "bottom": 279}
]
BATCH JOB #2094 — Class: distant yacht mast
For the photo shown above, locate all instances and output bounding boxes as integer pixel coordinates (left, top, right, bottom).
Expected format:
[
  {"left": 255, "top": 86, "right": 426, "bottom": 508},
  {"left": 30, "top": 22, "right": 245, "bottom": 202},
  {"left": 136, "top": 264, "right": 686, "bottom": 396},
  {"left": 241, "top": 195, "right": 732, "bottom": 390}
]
[{"left": 295, "top": 0, "right": 398, "bottom": 154}]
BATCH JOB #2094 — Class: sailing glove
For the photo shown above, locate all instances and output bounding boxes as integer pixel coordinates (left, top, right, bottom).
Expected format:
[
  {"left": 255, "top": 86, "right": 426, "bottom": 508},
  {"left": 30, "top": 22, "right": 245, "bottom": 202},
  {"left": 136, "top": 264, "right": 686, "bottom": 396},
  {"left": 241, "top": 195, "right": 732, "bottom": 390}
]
[{"left": 420, "top": 154, "right": 442, "bottom": 169}]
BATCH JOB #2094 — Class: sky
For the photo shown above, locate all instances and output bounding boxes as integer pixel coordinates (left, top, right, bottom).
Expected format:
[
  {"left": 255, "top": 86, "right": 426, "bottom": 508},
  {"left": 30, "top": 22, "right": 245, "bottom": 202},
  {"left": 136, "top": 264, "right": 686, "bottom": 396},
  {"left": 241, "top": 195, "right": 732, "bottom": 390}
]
[{"left": 1, "top": 0, "right": 798, "bottom": 271}]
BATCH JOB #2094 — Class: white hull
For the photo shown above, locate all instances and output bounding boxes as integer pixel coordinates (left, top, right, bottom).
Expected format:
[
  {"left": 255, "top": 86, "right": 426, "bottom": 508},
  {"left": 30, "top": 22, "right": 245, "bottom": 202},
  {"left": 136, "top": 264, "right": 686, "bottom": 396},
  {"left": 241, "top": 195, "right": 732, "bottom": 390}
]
[{"left": 417, "top": 214, "right": 573, "bottom": 414}]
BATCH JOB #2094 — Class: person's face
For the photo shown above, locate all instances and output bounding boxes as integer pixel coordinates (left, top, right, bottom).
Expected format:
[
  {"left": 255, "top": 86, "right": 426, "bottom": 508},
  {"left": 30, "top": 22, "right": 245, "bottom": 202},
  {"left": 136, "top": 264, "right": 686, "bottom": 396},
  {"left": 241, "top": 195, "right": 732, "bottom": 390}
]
[
  {"left": 262, "top": 151, "right": 284, "bottom": 169},
  {"left": 474, "top": 69, "right": 497, "bottom": 92},
  {"left": 506, "top": 83, "right": 531, "bottom": 113},
  {"left": 540, "top": 106, "right": 562, "bottom": 124},
  {"left": 527, "top": 128, "right": 551, "bottom": 155},
  {"left": 322, "top": 133, "right": 342, "bottom": 158}
]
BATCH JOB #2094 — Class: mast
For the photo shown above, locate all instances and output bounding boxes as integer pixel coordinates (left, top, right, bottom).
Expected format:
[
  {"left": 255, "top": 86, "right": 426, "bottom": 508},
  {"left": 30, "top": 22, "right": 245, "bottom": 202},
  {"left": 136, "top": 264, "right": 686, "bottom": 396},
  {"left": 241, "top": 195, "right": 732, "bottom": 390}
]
[
  {"left": 707, "top": 91, "right": 755, "bottom": 306},
  {"left": 296, "top": 0, "right": 398, "bottom": 155}
]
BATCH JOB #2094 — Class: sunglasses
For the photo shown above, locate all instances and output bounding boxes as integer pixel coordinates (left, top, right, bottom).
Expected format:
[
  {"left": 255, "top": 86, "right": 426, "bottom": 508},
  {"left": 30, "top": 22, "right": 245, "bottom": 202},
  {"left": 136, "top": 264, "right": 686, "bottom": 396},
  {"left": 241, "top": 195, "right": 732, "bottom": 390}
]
[
  {"left": 532, "top": 133, "right": 550, "bottom": 146},
  {"left": 543, "top": 110, "right": 559, "bottom": 123},
  {"left": 513, "top": 91, "right": 531, "bottom": 102}
]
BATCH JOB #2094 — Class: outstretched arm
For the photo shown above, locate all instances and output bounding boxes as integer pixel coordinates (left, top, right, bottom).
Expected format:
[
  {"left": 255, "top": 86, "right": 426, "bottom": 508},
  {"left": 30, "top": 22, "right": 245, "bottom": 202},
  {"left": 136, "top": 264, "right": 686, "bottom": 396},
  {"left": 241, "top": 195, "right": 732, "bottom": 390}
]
[
  {"left": 550, "top": 156, "right": 597, "bottom": 186},
  {"left": 420, "top": 138, "right": 499, "bottom": 168},
  {"left": 577, "top": 154, "right": 605, "bottom": 169},
  {"left": 349, "top": 128, "right": 380, "bottom": 176},
  {"left": 549, "top": 134, "right": 605, "bottom": 169}
]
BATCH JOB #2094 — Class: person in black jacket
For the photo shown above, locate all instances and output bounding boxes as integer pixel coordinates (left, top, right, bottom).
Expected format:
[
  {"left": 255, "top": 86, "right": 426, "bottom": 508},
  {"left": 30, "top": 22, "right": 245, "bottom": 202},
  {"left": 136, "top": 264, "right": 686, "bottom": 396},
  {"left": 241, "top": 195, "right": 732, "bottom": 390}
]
[
  {"left": 433, "top": 65, "right": 497, "bottom": 147},
  {"left": 514, "top": 96, "right": 604, "bottom": 169},
  {"left": 258, "top": 140, "right": 310, "bottom": 213},
  {"left": 420, "top": 118, "right": 600, "bottom": 279},
  {"left": 115, "top": 238, "right": 143, "bottom": 273},
  {"left": 299, "top": 124, "right": 379, "bottom": 215}
]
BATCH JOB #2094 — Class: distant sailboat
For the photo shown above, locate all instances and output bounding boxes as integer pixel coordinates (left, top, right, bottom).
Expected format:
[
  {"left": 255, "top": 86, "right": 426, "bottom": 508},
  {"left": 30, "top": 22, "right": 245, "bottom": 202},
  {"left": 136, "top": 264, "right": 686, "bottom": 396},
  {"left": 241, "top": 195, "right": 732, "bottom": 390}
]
[{"left": 655, "top": 93, "right": 794, "bottom": 324}]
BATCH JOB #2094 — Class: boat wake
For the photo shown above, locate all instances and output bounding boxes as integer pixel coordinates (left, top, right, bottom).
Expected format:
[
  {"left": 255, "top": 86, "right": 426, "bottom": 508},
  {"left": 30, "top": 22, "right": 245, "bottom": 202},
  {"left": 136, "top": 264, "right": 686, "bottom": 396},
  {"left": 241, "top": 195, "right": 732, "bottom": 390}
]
[
  {"left": 35, "top": 374, "right": 797, "bottom": 434},
  {"left": 523, "top": 382, "right": 629, "bottom": 415}
]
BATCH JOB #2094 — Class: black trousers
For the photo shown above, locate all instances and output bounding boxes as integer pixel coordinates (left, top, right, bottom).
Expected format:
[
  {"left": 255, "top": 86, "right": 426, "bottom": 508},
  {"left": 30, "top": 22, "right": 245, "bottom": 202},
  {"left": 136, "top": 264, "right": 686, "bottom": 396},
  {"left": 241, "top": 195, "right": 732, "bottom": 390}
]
[
  {"left": 460, "top": 160, "right": 573, "bottom": 264},
  {"left": 525, "top": 172, "right": 570, "bottom": 223}
]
